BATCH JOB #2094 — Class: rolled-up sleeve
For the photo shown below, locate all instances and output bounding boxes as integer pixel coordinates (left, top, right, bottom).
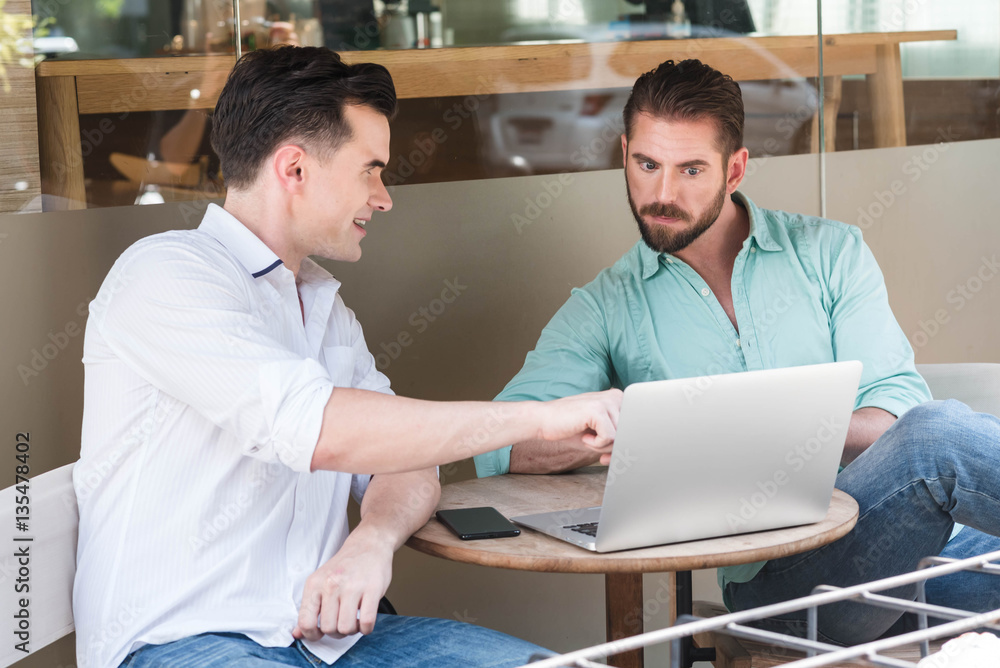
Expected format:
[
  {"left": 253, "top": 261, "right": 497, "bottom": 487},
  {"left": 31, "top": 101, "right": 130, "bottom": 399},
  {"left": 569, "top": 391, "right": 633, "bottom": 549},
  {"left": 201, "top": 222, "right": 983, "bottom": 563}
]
[
  {"left": 828, "top": 226, "right": 932, "bottom": 417},
  {"left": 92, "top": 241, "right": 333, "bottom": 472},
  {"left": 473, "top": 287, "right": 614, "bottom": 477}
]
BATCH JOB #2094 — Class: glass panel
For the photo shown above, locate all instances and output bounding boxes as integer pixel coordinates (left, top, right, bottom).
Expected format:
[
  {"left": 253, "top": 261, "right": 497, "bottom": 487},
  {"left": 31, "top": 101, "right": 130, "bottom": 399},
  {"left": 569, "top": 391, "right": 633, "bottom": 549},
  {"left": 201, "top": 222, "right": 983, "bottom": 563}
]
[
  {"left": 31, "top": 0, "right": 237, "bottom": 58},
  {"left": 27, "top": 2, "right": 236, "bottom": 211},
  {"left": 340, "top": 2, "right": 827, "bottom": 188},
  {"left": 819, "top": 0, "right": 1000, "bottom": 364},
  {"left": 817, "top": 0, "right": 999, "bottom": 153},
  {"left": 21, "top": 0, "right": 837, "bottom": 207}
]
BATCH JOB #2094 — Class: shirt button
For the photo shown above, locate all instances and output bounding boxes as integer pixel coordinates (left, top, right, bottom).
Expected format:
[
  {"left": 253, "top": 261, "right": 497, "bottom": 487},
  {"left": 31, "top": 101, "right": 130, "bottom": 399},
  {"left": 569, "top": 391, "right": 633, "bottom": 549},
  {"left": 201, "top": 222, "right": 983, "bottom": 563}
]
[
  {"left": 701, "top": 288, "right": 710, "bottom": 297},
  {"left": 750, "top": 247, "right": 757, "bottom": 253},
  {"left": 666, "top": 257, "right": 674, "bottom": 264},
  {"left": 736, "top": 339, "right": 742, "bottom": 348}
]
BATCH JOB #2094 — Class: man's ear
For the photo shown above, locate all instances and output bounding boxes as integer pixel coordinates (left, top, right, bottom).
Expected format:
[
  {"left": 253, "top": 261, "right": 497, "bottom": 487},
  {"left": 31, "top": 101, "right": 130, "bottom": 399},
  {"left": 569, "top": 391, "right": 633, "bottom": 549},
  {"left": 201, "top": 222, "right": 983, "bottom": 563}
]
[
  {"left": 271, "top": 144, "right": 308, "bottom": 194},
  {"left": 726, "top": 147, "right": 750, "bottom": 194},
  {"left": 621, "top": 135, "right": 628, "bottom": 169}
]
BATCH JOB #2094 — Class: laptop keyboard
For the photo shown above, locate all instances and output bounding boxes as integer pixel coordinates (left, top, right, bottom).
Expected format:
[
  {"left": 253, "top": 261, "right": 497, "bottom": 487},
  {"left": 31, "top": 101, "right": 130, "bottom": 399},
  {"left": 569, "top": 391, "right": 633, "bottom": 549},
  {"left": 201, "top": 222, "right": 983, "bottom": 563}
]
[{"left": 564, "top": 522, "right": 599, "bottom": 537}]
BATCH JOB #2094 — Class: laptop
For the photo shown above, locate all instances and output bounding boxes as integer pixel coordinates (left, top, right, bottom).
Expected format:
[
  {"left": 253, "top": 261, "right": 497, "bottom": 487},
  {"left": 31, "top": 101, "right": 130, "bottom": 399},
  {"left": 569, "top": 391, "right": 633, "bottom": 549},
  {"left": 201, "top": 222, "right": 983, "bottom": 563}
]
[{"left": 511, "top": 361, "right": 863, "bottom": 552}]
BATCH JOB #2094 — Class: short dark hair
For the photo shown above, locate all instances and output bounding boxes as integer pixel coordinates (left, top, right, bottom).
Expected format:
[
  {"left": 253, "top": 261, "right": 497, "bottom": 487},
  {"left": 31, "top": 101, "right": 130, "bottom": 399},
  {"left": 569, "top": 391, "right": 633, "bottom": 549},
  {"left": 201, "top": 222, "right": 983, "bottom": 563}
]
[
  {"left": 623, "top": 59, "right": 744, "bottom": 157},
  {"left": 211, "top": 46, "right": 398, "bottom": 190}
]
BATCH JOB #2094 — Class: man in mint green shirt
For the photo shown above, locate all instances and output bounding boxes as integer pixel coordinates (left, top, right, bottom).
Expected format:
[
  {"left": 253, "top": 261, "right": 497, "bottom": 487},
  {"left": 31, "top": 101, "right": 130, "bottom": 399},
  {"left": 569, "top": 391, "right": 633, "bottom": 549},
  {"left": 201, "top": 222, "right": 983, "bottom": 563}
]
[{"left": 474, "top": 58, "right": 1000, "bottom": 644}]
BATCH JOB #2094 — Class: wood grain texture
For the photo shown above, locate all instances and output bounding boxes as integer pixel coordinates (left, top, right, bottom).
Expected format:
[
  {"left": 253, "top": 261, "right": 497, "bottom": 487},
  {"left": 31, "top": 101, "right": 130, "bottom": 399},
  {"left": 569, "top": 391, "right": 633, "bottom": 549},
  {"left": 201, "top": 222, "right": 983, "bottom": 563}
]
[
  {"left": 75, "top": 69, "right": 231, "bottom": 114},
  {"left": 606, "top": 573, "right": 645, "bottom": 668},
  {"left": 823, "top": 30, "right": 956, "bottom": 47},
  {"left": 406, "top": 468, "right": 858, "bottom": 574},
  {"left": 35, "top": 31, "right": 956, "bottom": 104},
  {"left": 1, "top": 0, "right": 41, "bottom": 213},
  {"left": 811, "top": 76, "right": 843, "bottom": 154},
  {"left": 36, "top": 54, "right": 236, "bottom": 77},
  {"left": 31, "top": 30, "right": 955, "bottom": 204},
  {"left": 35, "top": 76, "right": 85, "bottom": 210},
  {"left": 867, "top": 43, "right": 907, "bottom": 148}
]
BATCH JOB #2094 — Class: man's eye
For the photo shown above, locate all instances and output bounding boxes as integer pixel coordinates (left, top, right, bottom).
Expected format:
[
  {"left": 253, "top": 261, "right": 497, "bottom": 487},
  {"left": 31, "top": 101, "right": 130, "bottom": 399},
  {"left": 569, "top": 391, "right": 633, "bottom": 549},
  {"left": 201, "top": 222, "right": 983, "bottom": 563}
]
[
  {"left": 685, "top": 168, "right": 700, "bottom": 176},
  {"left": 642, "top": 161, "right": 655, "bottom": 171}
]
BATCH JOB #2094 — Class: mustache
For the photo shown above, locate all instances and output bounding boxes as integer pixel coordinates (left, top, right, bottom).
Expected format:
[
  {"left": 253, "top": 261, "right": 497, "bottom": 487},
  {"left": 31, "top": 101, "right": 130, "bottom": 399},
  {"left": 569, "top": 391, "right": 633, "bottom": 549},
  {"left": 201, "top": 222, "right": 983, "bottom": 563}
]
[{"left": 639, "top": 202, "right": 690, "bottom": 221}]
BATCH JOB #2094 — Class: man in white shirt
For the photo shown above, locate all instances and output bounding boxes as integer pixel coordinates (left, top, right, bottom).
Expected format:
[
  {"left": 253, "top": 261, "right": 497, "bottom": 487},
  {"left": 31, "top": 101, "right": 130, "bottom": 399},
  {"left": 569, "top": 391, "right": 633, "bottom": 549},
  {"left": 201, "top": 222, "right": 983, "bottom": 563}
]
[{"left": 73, "top": 46, "right": 622, "bottom": 668}]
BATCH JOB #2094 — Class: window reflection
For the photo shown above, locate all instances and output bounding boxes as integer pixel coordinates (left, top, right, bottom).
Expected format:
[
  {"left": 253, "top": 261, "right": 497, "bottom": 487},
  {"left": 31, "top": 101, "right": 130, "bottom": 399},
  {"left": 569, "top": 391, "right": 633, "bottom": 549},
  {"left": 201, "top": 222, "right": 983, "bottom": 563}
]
[{"left": 19, "top": 0, "right": 999, "bottom": 210}]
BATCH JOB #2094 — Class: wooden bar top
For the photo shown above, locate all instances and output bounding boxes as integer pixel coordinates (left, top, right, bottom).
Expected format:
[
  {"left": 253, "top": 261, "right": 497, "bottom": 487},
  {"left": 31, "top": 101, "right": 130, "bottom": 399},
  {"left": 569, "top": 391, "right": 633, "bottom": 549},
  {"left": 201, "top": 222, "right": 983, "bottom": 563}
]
[
  {"left": 35, "top": 31, "right": 956, "bottom": 78},
  {"left": 406, "top": 467, "right": 858, "bottom": 574}
]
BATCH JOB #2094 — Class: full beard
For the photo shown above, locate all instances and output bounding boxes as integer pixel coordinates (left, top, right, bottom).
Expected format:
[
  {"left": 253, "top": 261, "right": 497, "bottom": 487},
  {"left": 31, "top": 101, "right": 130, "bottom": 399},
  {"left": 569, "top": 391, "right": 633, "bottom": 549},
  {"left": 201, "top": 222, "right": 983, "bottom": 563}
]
[{"left": 626, "top": 173, "right": 727, "bottom": 255}]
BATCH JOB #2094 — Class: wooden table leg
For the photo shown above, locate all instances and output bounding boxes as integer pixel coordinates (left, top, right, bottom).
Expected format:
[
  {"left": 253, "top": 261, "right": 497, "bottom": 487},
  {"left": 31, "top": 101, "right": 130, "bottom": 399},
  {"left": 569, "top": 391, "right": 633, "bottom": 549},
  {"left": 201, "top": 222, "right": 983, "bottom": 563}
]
[
  {"left": 866, "top": 42, "right": 907, "bottom": 148},
  {"left": 605, "top": 572, "right": 644, "bottom": 668},
  {"left": 810, "top": 75, "right": 843, "bottom": 153},
  {"left": 35, "top": 75, "right": 86, "bottom": 211}
]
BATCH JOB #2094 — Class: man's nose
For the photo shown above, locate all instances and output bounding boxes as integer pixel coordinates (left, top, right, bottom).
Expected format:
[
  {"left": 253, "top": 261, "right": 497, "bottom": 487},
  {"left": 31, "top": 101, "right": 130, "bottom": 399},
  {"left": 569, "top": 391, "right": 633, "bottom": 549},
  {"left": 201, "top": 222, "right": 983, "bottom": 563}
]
[
  {"left": 655, "top": 171, "right": 678, "bottom": 204},
  {"left": 370, "top": 177, "right": 392, "bottom": 212}
]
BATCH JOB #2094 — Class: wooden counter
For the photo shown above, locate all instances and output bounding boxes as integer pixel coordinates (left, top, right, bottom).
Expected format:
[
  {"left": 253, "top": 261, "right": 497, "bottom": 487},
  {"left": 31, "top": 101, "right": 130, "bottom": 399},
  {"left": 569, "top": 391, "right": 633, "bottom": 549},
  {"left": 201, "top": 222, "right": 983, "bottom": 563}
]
[{"left": 34, "top": 30, "right": 956, "bottom": 210}]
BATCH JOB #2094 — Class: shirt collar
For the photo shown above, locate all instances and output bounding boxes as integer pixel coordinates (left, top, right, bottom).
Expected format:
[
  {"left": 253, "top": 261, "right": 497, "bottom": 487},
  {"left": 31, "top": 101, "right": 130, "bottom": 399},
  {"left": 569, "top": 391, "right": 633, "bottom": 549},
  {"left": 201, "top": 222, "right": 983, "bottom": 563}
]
[
  {"left": 637, "top": 190, "right": 782, "bottom": 280},
  {"left": 199, "top": 203, "right": 284, "bottom": 279},
  {"left": 733, "top": 191, "right": 783, "bottom": 253}
]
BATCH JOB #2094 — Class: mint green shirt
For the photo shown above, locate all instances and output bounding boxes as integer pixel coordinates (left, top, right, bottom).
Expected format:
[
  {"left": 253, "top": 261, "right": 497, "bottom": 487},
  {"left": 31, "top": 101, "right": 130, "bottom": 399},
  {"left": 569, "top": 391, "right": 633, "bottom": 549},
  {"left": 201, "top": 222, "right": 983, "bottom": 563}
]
[{"left": 473, "top": 191, "right": 931, "bottom": 591}]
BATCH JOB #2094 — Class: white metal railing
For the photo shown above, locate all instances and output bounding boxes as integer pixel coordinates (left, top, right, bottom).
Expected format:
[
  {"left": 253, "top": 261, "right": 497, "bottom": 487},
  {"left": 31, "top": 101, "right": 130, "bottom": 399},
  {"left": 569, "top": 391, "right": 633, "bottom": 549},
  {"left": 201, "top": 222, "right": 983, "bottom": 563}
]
[{"left": 521, "top": 548, "right": 1000, "bottom": 668}]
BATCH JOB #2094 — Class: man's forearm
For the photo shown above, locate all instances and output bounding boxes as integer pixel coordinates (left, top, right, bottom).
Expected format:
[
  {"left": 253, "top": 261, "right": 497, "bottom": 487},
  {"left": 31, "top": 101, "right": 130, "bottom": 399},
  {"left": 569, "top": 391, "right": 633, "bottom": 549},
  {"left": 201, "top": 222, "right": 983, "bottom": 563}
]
[
  {"left": 311, "top": 388, "right": 619, "bottom": 474},
  {"left": 353, "top": 468, "right": 441, "bottom": 551},
  {"left": 510, "top": 439, "right": 601, "bottom": 474},
  {"left": 842, "top": 406, "right": 897, "bottom": 465}
]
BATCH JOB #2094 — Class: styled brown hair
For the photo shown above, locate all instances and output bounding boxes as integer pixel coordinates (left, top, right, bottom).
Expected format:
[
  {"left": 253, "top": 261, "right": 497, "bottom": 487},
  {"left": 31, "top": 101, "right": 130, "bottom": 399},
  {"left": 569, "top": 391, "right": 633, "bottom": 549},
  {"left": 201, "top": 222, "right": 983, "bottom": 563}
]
[
  {"left": 623, "top": 59, "right": 744, "bottom": 157},
  {"left": 211, "top": 46, "right": 397, "bottom": 190}
]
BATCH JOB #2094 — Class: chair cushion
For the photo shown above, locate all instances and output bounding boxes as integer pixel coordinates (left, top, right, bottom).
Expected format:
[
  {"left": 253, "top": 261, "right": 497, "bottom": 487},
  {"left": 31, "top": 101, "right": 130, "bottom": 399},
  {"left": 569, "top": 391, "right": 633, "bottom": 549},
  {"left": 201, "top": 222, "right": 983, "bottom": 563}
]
[{"left": 916, "top": 363, "right": 1000, "bottom": 417}]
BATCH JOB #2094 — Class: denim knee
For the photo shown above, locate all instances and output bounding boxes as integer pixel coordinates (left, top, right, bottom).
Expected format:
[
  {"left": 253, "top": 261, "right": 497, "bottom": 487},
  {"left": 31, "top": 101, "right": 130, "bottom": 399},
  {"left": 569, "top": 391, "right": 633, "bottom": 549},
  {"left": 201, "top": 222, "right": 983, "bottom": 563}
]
[{"left": 889, "top": 399, "right": 977, "bottom": 467}]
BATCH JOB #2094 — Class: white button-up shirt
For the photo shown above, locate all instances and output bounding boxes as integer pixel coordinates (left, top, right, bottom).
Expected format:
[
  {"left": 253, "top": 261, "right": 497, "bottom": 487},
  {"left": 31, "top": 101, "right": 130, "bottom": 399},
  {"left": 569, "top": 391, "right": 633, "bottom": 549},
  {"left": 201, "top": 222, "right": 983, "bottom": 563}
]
[{"left": 74, "top": 204, "right": 391, "bottom": 668}]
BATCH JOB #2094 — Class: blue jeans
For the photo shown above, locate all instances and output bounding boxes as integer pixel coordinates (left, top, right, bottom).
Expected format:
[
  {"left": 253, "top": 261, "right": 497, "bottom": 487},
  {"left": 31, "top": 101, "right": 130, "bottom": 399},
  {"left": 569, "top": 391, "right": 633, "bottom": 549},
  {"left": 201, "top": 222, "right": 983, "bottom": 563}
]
[
  {"left": 121, "top": 615, "right": 552, "bottom": 667},
  {"left": 727, "top": 400, "right": 1000, "bottom": 645}
]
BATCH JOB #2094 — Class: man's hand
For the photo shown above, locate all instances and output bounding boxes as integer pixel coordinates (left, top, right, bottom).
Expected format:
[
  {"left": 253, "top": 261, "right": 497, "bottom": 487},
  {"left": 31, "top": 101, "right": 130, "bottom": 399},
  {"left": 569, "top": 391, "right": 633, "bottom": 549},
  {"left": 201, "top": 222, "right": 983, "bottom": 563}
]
[
  {"left": 536, "top": 389, "right": 623, "bottom": 463},
  {"left": 293, "top": 529, "right": 393, "bottom": 640},
  {"left": 293, "top": 468, "right": 439, "bottom": 640}
]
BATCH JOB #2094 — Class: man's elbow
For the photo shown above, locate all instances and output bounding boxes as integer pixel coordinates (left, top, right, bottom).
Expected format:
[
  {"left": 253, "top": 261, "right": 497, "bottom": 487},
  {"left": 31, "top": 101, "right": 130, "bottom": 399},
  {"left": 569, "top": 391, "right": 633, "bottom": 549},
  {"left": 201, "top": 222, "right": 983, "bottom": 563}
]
[{"left": 309, "top": 436, "right": 361, "bottom": 473}]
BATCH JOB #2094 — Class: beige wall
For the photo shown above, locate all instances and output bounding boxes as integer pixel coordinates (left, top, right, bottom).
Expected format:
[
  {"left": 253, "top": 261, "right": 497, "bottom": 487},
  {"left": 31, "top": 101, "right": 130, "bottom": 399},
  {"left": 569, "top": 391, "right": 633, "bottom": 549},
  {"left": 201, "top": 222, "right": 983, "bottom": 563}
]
[{"left": 2, "top": 138, "right": 998, "bottom": 666}]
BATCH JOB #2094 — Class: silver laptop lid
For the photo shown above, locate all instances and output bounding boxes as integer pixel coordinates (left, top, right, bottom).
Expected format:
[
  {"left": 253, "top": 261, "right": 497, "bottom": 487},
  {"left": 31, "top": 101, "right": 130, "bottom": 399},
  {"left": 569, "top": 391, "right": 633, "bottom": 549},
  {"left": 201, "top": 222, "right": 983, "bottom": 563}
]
[{"left": 595, "top": 361, "right": 862, "bottom": 552}]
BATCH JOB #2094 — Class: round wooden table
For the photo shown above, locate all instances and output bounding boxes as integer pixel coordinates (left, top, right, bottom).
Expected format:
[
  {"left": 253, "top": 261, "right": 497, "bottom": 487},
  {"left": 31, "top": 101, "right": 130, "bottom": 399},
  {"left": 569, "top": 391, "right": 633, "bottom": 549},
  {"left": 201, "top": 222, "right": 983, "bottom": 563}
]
[{"left": 406, "top": 467, "right": 859, "bottom": 668}]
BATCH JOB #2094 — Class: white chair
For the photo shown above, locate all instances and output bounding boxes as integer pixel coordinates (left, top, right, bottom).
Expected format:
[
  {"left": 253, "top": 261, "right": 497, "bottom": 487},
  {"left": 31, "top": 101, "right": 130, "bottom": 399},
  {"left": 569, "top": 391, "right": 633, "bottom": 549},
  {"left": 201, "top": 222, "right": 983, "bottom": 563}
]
[
  {"left": 3, "top": 364, "right": 998, "bottom": 667},
  {"left": 0, "top": 462, "right": 76, "bottom": 667}
]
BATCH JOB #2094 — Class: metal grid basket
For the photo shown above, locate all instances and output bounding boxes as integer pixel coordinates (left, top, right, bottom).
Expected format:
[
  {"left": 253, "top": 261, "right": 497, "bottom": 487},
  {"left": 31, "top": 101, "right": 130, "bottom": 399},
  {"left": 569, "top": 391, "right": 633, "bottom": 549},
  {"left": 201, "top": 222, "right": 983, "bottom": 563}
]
[{"left": 522, "top": 548, "right": 1000, "bottom": 668}]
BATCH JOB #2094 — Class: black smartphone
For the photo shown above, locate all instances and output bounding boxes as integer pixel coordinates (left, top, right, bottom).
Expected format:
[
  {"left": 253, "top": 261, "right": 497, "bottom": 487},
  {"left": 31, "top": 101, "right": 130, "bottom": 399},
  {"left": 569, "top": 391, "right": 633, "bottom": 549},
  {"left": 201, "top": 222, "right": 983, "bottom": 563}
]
[{"left": 436, "top": 507, "right": 521, "bottom": 540}]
